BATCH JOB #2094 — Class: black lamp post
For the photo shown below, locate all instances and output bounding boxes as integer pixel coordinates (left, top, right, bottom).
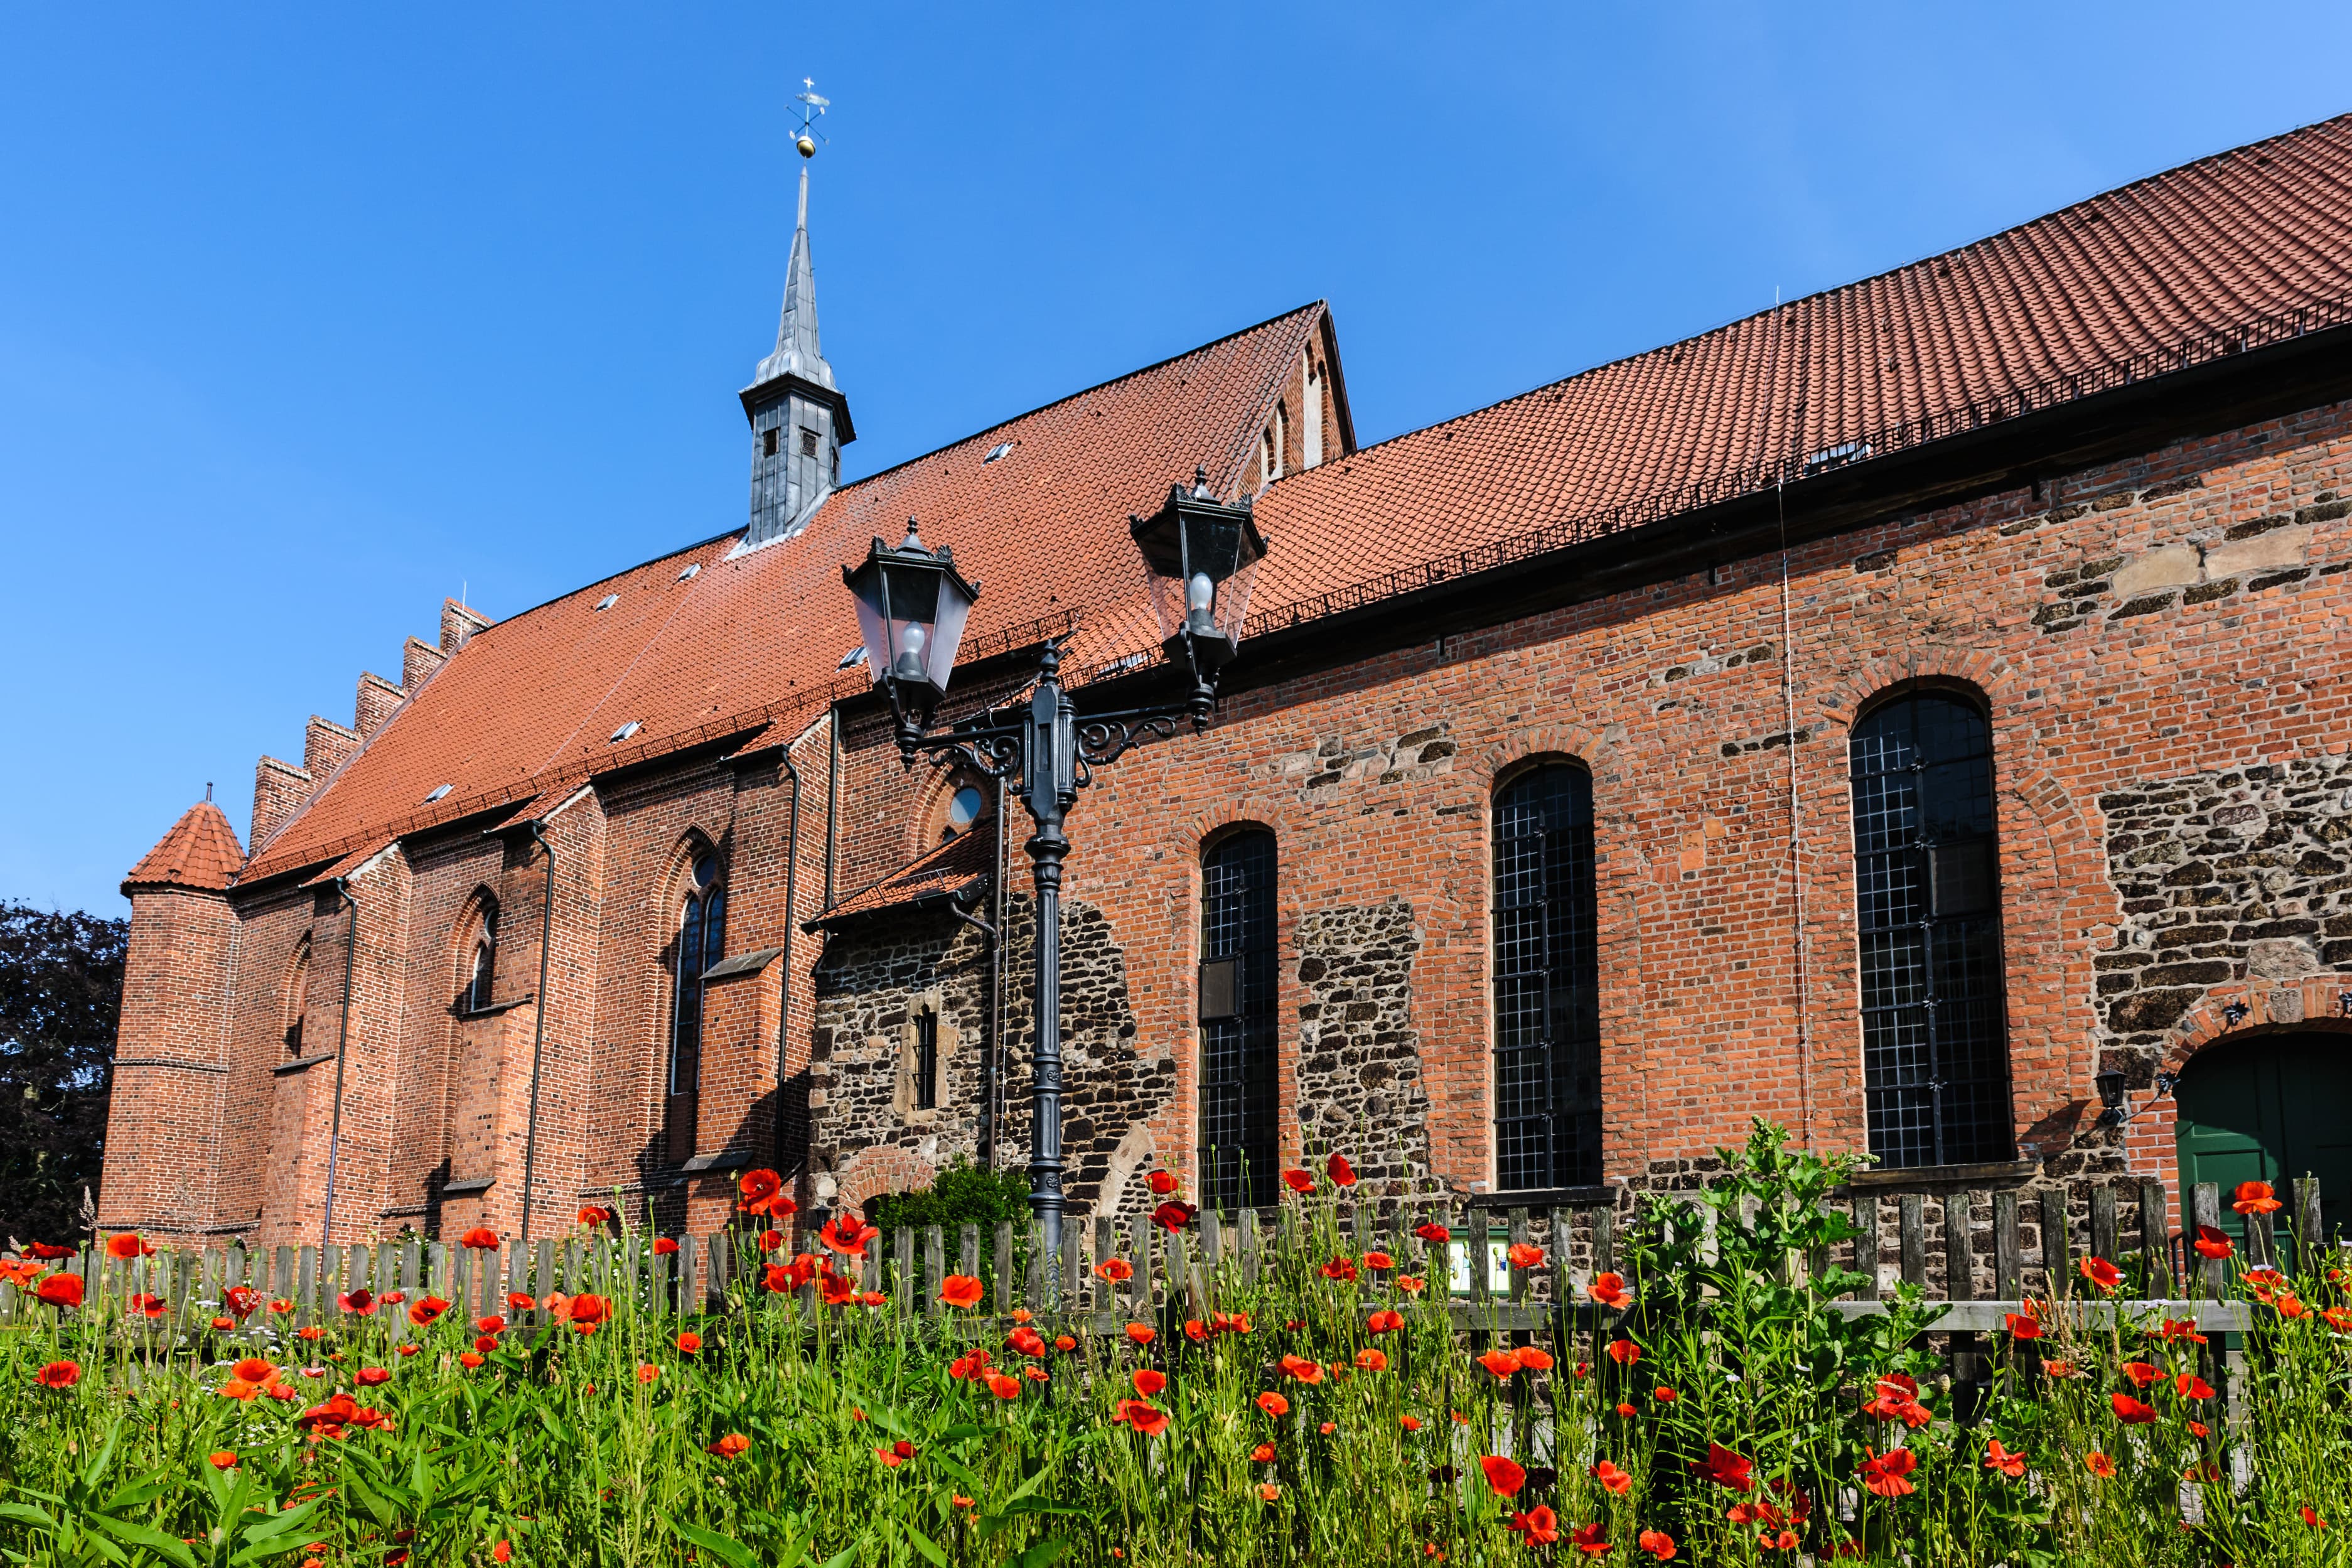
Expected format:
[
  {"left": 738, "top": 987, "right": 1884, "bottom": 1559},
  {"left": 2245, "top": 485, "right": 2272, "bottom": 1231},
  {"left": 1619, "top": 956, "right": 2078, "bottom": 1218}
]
[{"left": 843, "top": 477, "right": 1264, "bottom": 1259}]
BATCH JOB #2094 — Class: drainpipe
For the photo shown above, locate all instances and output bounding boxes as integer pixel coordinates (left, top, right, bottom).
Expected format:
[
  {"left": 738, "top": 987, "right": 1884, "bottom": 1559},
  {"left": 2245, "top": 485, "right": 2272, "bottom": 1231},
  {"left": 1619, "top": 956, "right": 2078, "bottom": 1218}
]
[
  {"left": 823, "top": 699, "right": 841, "bottom": 910},
  {"left": 989, "top": 775, "right": 1009, "bottom": 1168},
  {"left": 776, "top": 746, "right": 803, "bottom": 1173},
  {"left": 515, "top": 820, "right": 557, "bottom": 1248},
  {"left": 318, "top": 878, "right": 360, "bottom": 1255}
]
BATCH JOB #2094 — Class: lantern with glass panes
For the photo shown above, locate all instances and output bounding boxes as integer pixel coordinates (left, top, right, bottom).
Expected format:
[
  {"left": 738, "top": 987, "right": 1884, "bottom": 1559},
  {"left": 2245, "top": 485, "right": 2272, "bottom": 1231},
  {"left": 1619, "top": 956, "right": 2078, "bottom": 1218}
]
[{"left": 830, "top": 478, "right": 1261, "bottom": 1262}]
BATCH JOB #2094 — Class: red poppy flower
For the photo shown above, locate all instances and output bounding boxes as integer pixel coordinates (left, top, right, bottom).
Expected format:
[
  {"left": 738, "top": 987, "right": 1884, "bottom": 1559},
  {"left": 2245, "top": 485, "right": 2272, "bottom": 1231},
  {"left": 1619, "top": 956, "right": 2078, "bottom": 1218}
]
[
  {"left": 473, "top": 1334, "right": 498, "bottom": 1353},
  {"left": 1252, "top": 1441, "right": 1277, "bottom": 1462},
  {"left": 1132, "top": 1368, "right": 1167, "bottom": 1396},
  {"left": 476, "top": 1314, "right": 505, "bottom": 1335},
  {"left": 1506, "top": 1242, "right": 1545, "bottom": 1270},
  {"left": 354, "top": 1367, "right": 390, "bottom": 1387},
  {"left": 1586, "top": 1271, "right": 1633, "bottom": 1308},
  {"left": 407, "top": 1296, "right": 449, "bottom": 1327},
  {"left": 708, "top": 1433, "right": 750, "bottom": 1459},
  {"left": 1256, "top": 1391, "right": 1290, "bottom": 1417},
  {"left": 1112, "top": 1398, "right": 1171, "bottom": 1436},
  {"left": 1151, "top": 1201, "right": 1197, "bottom": 1232},
  {"left": 104, "top": 1233, "right": 151, "bottom": 1260},
  {"left": 1055, "top": 1334, "right": 1077, "bottom": 1351},
  {"left": 1414, "top": 1222, "right": 1450, "bottom": 1245},
  {"left": 1863, "top": 1374, "right": 1928, "bottom": 1426},
  {"left": 2157, "top": 1316, "right": 2208, "bottom": 1345},
  {"left": 1367, "top": 1309, "right": 1404, "bottom": 1334},
  {"left": 1477, "top": 1348, "right": 1520, "bottom": 1379},
  {"left": 269, "top": 1298, "right": 295, "bottom": 1314},
  {"left": 223, "top": 1286, "right": 260, "bottom": 1319},
  {"left": 874, "top": 1439, "right": 917, "bottom": 1467},
  {"left": 652, "top": 1237, "right": 679, "bottom": 1256},
  {"left": 1282, "top": 1168, "right": 1316, "bottom": 1195},
  {"left": 1859, "top": 1447, "right": 1916, "bottom": 1498},
  {"left": 1326, "top": 1152, "right": 1357, "bottom": 1187},
  {"left": 1505, "top": 1506, "right": 1563, "bottom": 1546},
  {"left": 668, "top": 1331, "right": 699, "bottom": 1357},
  {"left": 36, "top": 1360, "right": 80, "bottom": 1389},
  {"left": 1983, "top": 1439, "right": 2025, "bottom": 1478},
  {"left": 2301, "top": 1505, "right": 2327, "bottom": 1528},
  {"left": 1480, "top": 1455, "right": 1527, "bottom": 1498},
  {"left": 2003, "top": 1311, "right": 2042, "bottom": 1340},
  {"left": 2110, "top": 1392, "right": 2156, "bottom": 1424},
  {"left": 2078, "top": 1255, "right": 2122, "bottom": 1292},
  {"left": 338, "top": 1289, "right": 374, "bottom": 1314},
  {"left": 1516, "top": 1347, "right": 1554, "bottom": 1373},
  {"left": 1566, "top": 1520, "right": 1604, "bottom": 1556},
  {"left": 1319, "top": 1255, "right": 1358, "bottom": 1282},
  {"left": 1349, "top": 1348, "right": 1385, "bottom": 1372},
  {"left": 458, "top": 1352, "right": 485, "bottom": 1369},
  {"left": 2084, "top": 1451, "right": 2115, "bottom": 1478},
  {"left": 756, "top": 1229, "right": 784, "bottom": 1253},
  {"left": 940, "top": 1274, "right": 984, "bottom": 1309},
  {"left": 1257, "top": 1482, "right": 1281, "bottom": 1503},
  {"left": 492, "top": 1544, "right": 510, "bottom": 1564},
  {"left": 1653, "top": 1386, "right": 1679, "bottom": 1404},
  {"left": 2232, "top": 1181, "right": 2283, "bottom": 1215},
  {"left": 576, "top": 1205, "right": 613, "bottom": 1228},
  {"left": 1606, "top": 1338, "right": 1641, "bottom": 1368},
  {"left": 296, "top": 1326, "right": 323, "bottom": 1341},
  {"left": 24, "top": 1242, "right": 72, "bottom": 1260},
  {"left": 2119, "top": 1360, "right": 2160, "bottom": 1388},
  {"left": 1125, "top": 1323, "right": 1155, "bottom": 1346},
  {"left": 1397, "top": 1274, "right": 1427, "bottom": 1295},
  {"left": 819, "top": 1274, "right": 856, "bottom": 1307},
  {"left": 1007, "top": 1326, "right": 1047, "bottom": 1357},
  {"left": 2190, "top": 1224, "right": 2233, "bottom": 1260},
  {"left": 567, "top": 1294, "right": 609, "bottom": 1334},
  {"left": 505, "top": 1291, "right": 532, "bottom": 1311},
  {"left": 131, "top": 1292, "right": 167, "bottom": 1319},
  {"left": 2175, "top": 1372, "right": 2215, "bottom": 1400},
  {"left": 1281, "top": 1354, "right": 1324, "bottom": 1385},
  {"left": 2042, "top": 1358, "right": 2080, "bottom": 1379},
  {"left": 818, "top": 1215, "right": 878, "bottom": 1255},
  {"left": 985, "top": 1372, "right": 1022, "bottom": 1400},
  {"left": 1399, "top": 1415, "right": 1422, "bottom": 1432},
  {"left": 458, "top": 1227, "right": 500, "bottom": 1250},
  {"left": 208, "top": 1451, "right": 237, "bottom": 1469},
  {"left": 1594, "top": 1460, "right": 1632, "bottom": 1495},
  {"left": 35, "top": 1274, "right": 83, "bottom": 1309},
  {"left": 1692, "top": 1442, "right": 1755, "bottom": 1492},
  {"left": 1093, "top": 1257, "right": 1134, "bottom": 1282},
  {"left": 739, "top": 1167, "right": 787, "bottom": 1215},
  {"left": 1637, "top": 1529, "right": 1678, "bottom": 1561},
  {"left": 209, "top": 1315, "right": 234, "bottom": 1331},
  {"left": 1146, "top": 1169, "right": 1179, "bottom": 1196}
]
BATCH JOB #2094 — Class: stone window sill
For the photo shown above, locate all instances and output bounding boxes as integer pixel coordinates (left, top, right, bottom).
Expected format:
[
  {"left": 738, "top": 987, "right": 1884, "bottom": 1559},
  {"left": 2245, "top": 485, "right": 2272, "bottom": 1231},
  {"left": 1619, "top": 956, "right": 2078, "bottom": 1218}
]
[
  {"left": 680, "top": 1149, "right": 756, "bottom": 1174},
  {"left": 1468, "top": 1185, "right": 1619, "bottom": 1211},
  {"left": 273, "top": 1052, "right": 338, "bottom": 1075},
  {"left": 1846, "top": 1159, "right": 2039, "bottom": 1190},
  {"left": 454, "top": 992, "right": 535, "bottom": 1019},
  {"left": 441, "top": 1176, "right": 496, "bottom": 1196}
]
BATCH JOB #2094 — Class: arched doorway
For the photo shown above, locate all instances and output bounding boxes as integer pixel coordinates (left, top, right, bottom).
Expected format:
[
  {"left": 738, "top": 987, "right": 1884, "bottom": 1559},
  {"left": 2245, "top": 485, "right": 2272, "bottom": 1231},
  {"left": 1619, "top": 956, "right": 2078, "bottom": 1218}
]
[{"left": 2172, "top": 1032, "right": 2352, "bottom": 1245}]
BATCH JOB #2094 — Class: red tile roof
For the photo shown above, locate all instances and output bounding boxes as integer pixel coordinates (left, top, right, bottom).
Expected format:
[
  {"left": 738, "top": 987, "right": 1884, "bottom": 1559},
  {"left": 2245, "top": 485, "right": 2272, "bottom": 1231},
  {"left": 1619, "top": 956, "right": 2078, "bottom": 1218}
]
[
  {"left": 124, "top": 802, "right": 244, "bottom": 894},
  {"left": 1243, "top": 113, "right": 2352, "bottom": 633},
  {"left": 238, "top": 305, "right": 1328, "bottom": 883},
  {"left": 812, "top": 827, "right": 994, "bottom": 928}
]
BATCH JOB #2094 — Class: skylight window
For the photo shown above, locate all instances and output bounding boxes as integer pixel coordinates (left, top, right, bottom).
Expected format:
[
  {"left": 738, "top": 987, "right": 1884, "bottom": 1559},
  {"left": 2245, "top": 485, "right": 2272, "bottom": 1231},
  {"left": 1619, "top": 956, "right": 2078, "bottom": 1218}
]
[
  {"left": 984, "top": 442, "right": 1014, "bottom": 464},
  {"left": 424, "top": 784, "right": 453, "bottom": 803},
  {"left": 594, "top": 594, "right": 619, "bottom": 611},
  {"left": 1109, "top": 652, "right": 1149, "bottom": 673},
  {"left": 610, "top": 721, "right": 641, "bottom": 743},
  {"left": 1803, "top": 439, "right": 1871, "bottom": 476},
  {"left": 678, "top": 563, "right": 701, "bottom": 581},
  {"left": 838, "top": 647, "right": 869, "bottom": 669}
]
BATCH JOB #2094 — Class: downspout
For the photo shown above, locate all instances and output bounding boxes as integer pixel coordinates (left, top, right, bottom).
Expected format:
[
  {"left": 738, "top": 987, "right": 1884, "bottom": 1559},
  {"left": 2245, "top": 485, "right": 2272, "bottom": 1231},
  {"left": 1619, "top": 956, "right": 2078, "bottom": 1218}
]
[
  {"left": 318, "top": 878, "right": 360, "bottom": 1255},
  {"left": 989, "top": 773, "right": 1009, "bottom": 1169},
  {"left": 823, "top": 699, "right": 841, "bottom": 910},
  {"left": 517, "top": 822, "right": 557, "bottom": 1248},
  {"left": 776, "top": 746, "right": 803, "bottom": 1173}
]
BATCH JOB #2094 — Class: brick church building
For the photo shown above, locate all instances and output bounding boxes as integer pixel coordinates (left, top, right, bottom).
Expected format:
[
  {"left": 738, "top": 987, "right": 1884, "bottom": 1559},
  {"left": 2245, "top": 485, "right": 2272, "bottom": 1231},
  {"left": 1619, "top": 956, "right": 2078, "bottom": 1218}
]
[{"left": 102, "top": 117, "right": 2352, "bottom": 1252}]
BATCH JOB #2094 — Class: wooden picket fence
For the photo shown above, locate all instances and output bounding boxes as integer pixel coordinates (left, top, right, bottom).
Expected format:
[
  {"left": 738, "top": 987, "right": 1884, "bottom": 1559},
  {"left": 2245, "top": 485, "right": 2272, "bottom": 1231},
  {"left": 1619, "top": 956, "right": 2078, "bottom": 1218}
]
[{"left": 10, "top": 1174, "right": 2333, "bottom": 1345}]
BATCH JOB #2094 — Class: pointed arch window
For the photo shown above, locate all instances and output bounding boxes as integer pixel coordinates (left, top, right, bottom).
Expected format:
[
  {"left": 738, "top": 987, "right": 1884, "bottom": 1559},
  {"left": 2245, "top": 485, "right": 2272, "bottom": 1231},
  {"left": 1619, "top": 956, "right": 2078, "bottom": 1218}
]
[
  {"left": 667, "top": 854, "right": 727, "bottom": 1161},
  {"left": 1491, "top": 762, "right": 1602, "bottom": 1191},
  {"left": 284, "top": 940, "right": 311, "bottom": 1056},
  {"left": 1199, "top": 830, "right": 1277, "bottom": 1210},
  {"left": 464, "top": 899, "right": 498, "bottom": 1013},
  {"left": 1850, "top": 690, "right": 2012, "bottom": 1168}
]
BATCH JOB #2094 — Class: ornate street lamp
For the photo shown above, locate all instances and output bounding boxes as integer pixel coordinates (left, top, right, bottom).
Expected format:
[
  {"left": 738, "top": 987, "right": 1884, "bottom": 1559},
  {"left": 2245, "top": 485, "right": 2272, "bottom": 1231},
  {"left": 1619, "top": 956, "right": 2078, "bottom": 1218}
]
[{"left": 844, "top": 478, "right": 1262, "bottom": 1257}]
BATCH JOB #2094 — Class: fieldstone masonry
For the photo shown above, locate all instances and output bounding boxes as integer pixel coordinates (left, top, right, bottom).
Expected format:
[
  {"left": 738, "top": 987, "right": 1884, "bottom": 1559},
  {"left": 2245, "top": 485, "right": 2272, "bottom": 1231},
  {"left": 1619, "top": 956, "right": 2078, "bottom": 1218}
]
[
  {"left": 1294, "top": 898, "right": 1434, "bottom": 1189},
  {"left": 2097, "top": 755, "right": 2352, "bottom": 1075}
]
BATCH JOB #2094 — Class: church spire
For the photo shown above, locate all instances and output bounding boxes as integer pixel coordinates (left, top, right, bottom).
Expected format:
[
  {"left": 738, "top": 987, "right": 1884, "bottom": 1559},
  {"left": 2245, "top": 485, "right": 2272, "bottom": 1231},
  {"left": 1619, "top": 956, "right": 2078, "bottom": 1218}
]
[{"left": 738, "top": 80, "right": 854, "bottom": 553}]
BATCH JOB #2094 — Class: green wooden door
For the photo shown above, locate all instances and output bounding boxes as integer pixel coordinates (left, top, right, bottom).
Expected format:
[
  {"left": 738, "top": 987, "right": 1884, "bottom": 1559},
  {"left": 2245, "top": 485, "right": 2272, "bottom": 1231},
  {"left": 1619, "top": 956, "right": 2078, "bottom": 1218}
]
[{"left": 2173, "top": 1033, "right": 2352, "bottom": 1247}]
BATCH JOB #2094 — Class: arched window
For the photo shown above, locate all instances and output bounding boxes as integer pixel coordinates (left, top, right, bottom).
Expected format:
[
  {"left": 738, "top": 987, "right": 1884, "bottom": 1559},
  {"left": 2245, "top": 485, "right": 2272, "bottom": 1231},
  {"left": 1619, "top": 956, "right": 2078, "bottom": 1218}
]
[
  {"left": 1850, "top": 691, "right": 2011, "bottom": 1168},
  {"left": 464, "top": 899, "right": 498, "bottom": 1013},
  {"left": 284, "top": 940, "right": 311, "bottom": 1056},
  {"left": 911, "top": 1006, "right": 940, "bottom": 1112},
  {"left": 667, "top": 853, "right": 727, "bottom": 1161},
  {"left": 934, "top": 770, "right": 992, "bottom": 844},
  {"left": 1491, "top": 763, "right": 1603, "bottom": 1190},
  {"left": 1199, "top": 830, "right": 1277, "bottom": 1210}
]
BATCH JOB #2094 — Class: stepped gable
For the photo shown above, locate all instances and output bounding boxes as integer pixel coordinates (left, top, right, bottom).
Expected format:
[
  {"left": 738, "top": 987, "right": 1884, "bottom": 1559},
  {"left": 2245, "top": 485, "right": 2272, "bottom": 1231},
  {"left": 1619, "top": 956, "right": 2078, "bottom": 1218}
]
[
  {"left": 1248, "top": 114, "right": 2352, "bottom": 620},
  {"left": 123, "top": 800, "right": 245, "bottom": 894},
  {"left": 239, "top": 304, "right": 1327, "bottom": 884}
]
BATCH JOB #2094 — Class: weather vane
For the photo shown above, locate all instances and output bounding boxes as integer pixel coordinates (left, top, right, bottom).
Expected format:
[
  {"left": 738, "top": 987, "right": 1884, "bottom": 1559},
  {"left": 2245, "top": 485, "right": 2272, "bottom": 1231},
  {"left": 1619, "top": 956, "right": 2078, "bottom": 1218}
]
[{"left": 795, "top": 78, "right": 830, "bottom": 159}]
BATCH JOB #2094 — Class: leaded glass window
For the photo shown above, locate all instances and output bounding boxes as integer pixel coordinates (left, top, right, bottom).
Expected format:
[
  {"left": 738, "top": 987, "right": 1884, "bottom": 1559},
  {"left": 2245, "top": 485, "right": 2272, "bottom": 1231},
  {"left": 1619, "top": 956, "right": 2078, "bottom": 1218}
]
[
  {"left": 1850, "top": 692, "right": 2012, "bottom": 1168},
  {"left": 1200, "top": 831, "right": 1277, "bottom": 1210},
  {"left": 668, "top": 854, "right": 726, "bottom": 1160},
  {"left": 1491, "top": 763, "right": 1602, "bottom": 1191}
]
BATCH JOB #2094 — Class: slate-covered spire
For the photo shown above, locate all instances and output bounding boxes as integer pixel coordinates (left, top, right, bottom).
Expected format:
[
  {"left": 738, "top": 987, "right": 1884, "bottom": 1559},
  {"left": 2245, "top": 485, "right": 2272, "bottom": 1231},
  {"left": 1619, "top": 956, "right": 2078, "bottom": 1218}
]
[
  {"left": 739, "top": 121, "right": 854, "bottom": 554},
  {"left": 754, "top": 163, "right": 834, "bottom": 392}
]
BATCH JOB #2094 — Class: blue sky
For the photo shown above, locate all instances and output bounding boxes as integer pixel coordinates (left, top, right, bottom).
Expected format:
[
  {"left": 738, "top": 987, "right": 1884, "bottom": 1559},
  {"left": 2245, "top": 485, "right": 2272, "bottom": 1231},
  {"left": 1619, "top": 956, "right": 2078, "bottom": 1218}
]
[{"left": 6, "top": 2, "right": 2350, "bottom": 916}]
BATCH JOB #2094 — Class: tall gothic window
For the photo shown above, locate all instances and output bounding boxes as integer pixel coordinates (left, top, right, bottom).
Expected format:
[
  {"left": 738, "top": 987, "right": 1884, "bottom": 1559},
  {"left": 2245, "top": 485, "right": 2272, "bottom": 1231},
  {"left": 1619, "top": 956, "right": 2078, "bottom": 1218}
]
[
  {"left": 667, "top": 854, "right": 726, "bottom": 1161},
  {"left": 284, "top": 940, "right": 311, "bottom": 1056},
  {"left": 1199, "top": 831, "right": 1278, "bottom": 1210},
  {"left": 464, "top": 899, "right": 498, "bottom": 1013},
  {"left": 1850, "top": 690, "right": 2011, "bottom": 1168},
  {"left": 912, "top": 1007, "right": 940, "bottom": 1112},
  {"left": 1491, "top": 762, "right": 1602, "bottom": 1191}
]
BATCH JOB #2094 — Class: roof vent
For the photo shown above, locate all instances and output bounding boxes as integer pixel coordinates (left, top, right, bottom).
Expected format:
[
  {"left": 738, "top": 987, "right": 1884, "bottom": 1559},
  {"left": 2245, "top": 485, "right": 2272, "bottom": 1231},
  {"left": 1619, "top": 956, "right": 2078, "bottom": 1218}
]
[
  {"left": 1802, "top": 439, "right": 1871, "bottom": 476},
  {"left": 838, "top": 647, "right": 869, "bottom": 669},
  {"left": 1108, "top": 652, "right": 1149, "bottom": 674},
  {"left": 594, "top": 594, "right": 619, "bottom": 611},
  {"left": 983, "top": 442, "right": 1014, "bottom": 464},
  {"left": 678, "top": 563, "right": 701, "bottom": 581},
  {"left": 610, "top": 721, "right": 641, "bottom": 743},
  {"left": 424, "top": 783, "right": 453, "bottom": 803}
]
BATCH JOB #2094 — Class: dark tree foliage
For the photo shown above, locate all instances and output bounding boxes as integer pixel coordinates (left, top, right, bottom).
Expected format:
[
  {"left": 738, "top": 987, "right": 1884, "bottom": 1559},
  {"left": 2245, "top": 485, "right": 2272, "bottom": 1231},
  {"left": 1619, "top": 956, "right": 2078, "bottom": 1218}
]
[
  {"left": 869, "top": 1156, "right": 1031, "bottom": 1233},
  {"left": 0, "top": 902, "right": 126, "bottom": 1247}
]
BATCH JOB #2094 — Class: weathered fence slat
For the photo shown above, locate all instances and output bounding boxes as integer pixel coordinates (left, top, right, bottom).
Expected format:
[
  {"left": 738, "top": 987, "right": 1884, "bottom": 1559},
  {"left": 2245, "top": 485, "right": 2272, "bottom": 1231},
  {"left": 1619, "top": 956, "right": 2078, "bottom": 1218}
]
[
  {"left": 1943, "top": 1195, "right": 1973, "bottom": 1301},
  {"left": 2139, "top": 1180, "right": 2169, "bottom": 1296},
  {"left": 1898, "top": 1195, "right": 1926, "bottom": 1290},
  {"left": 2090, "top": 1186, "right": 2118, "bottom": 1268},
  {"left": 1239, "top": 1208, "right": 1261, "bottom": 1286},
  {"left": 2191, "top": 1183, "right": 2225, "bottom": 1301},
  {"left": 923, "top": 1225, "right": 944, "bottom": 1318},
  {"left": 1850, "top": 1195, "right": 1876, "bottom": 1300},
  {"left": 1508, "top": 1208, "right": 1531, "bottom": 1304},
  {"left": 2039, "top": 1188, "right": 2070, "bottom": 1297},
  {"left": 1993, "top": 1191, "right": 2021, "bottom": 1301}
]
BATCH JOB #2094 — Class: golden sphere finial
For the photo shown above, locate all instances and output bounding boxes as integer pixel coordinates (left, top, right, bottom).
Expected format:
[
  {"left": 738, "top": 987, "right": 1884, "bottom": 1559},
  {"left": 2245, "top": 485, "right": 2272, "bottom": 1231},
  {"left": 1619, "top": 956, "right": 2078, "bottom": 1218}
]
[{"left": 796, "top": 132, "right": 816, "bottom": 158}]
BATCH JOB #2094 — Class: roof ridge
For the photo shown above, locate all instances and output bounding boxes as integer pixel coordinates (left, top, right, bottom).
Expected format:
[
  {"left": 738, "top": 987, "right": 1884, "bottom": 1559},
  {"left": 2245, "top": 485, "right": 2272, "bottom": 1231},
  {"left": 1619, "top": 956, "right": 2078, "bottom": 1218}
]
[{"left": 1286, "top": 114, "right": 2352, "bottom": 476}]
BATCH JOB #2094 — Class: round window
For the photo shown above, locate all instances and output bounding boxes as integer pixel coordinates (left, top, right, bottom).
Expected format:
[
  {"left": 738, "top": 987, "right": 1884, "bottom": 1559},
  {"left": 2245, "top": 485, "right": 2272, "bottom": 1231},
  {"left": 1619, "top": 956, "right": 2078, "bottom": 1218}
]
[
  {"left": 946, "top": 786, "right": 985, "bottom": 834},
  {"left": 693, "top": 854, "right": 721, "bottom": 888}
]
